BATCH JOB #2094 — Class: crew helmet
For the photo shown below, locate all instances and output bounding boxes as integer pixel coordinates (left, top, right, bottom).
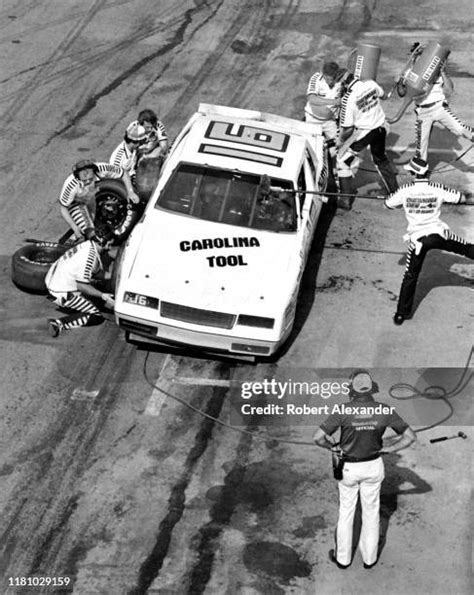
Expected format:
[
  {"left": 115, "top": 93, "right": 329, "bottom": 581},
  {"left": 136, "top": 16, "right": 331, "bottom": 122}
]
[{"left": 125, "top": 120, "right": 147, "bottom": 143}]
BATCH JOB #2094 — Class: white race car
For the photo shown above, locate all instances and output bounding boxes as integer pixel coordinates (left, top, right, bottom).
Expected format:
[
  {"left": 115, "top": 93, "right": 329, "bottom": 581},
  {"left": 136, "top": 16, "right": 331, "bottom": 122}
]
[{"left": 114, "top": 103, "right": 329, "bottom": 358}]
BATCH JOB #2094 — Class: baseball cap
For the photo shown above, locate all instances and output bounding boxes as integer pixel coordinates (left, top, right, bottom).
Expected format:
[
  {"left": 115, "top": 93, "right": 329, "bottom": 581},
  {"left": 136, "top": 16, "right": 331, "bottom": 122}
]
[{"left": 350, "top": 370, "right": 374, "bottom": 394}]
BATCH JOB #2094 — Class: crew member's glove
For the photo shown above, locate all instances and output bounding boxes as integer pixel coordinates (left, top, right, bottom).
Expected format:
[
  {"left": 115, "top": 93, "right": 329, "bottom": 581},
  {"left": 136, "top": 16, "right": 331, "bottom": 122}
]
[
  {"left": 84, "top": 226, "right": 98, "bottom": 241},
  {"left": 128, "top": 191, "right": 140, "bottom": 204},
  {"left": 102, "top": 293, "right": 115, "bottom": 308}
]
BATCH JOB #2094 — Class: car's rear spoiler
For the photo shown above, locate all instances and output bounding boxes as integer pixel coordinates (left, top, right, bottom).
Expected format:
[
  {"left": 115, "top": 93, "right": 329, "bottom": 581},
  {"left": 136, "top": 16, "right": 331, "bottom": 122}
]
[{"left": 198, "top": 103, "right": 324, "bottom": 138}]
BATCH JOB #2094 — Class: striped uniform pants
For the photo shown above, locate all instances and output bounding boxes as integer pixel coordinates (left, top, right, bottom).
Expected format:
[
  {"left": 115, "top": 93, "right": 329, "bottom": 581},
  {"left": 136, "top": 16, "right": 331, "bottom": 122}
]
[
  {"left": 50, "top": 291, "right": 102, "bottom": 330},
  {"left": 414, "top": 102, "right": 473, "bottom": 162},
  {"left": 396, "top": 231, "right": 474, "bottom": 317},
  {"left": 68, "top": 203, "right": 95, "bottom": 234}
]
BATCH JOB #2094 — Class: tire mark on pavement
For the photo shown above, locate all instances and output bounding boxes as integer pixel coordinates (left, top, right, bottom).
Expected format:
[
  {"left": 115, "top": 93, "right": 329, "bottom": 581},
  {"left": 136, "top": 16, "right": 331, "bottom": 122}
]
[
  {"left": 0, "top": 328, "right": 134, "bottom": 579},
  {"left": 0, "top": 0, "right": 108, "bottom": 125},
  {"left": 225, "top": 0, "right": 300, "bottom": 108},
  {"left": 130, "top": 387, "right": 227, "bottom": 595},
  {"left": 186, "top": 429, "right": 256, "bottom": 594},
  {"left": 0, "top": 0, "right": 190, "bottom": 101},
  {"left": 163, "top": 0, "right": 259, "bottom": 123},
  {"left": 44, "top": 0, "right": 213, "bottom": 144}
]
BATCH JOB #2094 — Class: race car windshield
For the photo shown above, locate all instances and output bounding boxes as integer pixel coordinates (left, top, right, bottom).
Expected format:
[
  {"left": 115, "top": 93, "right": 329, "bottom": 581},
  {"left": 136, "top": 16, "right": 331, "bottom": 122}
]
[{"left": 155, "top": 164, "right": 297, "bottom": 232}]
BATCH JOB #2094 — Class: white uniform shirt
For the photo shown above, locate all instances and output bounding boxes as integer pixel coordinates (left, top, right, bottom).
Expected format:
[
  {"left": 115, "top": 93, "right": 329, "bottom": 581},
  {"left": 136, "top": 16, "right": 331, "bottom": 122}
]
[
  {"left": 305, "top": 72, "right": 342, "bottom": 121},
  {"left": 385, "top": 179, "right": 461, "bottom": 241},
  {"left": 59, "top": 163, "right": 123, "bottom": 208},
  {"left": 415, "top": 75, "right": 446, "bottom": 106},
  {"left": 339, "top": 79, "right": 385, "bottom": 130},
  {"left": 45, "top": 240, "right": 102, "bottom": 293},
  {"left": 110, "top": 141, "right": 139, "bottom": 175},
  {"left": 141, "top": 120, "right": 168, "bottom": 154},
  {"left": 148, "top": 120, "right": 168, "bottom": 143}
]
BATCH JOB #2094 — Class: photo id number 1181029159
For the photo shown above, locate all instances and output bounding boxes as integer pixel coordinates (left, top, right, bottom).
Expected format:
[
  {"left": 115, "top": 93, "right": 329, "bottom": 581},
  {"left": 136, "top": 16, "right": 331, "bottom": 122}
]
[{"left": 8, "top": 576, "right": 71, "bottom": 587}]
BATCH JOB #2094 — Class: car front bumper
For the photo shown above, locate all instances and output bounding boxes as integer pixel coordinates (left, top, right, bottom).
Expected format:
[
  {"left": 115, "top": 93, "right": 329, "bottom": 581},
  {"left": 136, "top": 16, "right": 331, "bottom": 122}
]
[{"left": 117, "top": 314, "right": 290, "bottom": 357}]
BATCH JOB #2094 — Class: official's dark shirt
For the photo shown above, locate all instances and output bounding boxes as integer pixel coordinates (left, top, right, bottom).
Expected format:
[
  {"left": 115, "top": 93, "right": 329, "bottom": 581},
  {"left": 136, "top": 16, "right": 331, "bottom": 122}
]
[{"left": 320, "top": 396, "right": 409, "bottom": 460}]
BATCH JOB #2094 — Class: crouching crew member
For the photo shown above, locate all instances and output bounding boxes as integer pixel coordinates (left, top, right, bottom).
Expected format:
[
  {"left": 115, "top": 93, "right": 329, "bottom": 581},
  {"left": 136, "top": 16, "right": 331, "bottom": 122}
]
[
  {"left": 337, "top": 75, "right": 398, "bottom": 209},
  {"left": 45, "top": 228, "right": 115, "bottom": 337},
  {"left": 385, "top": 157, "right": 474, "bottom": 325},
  {"left": 313, "top": 370, "right": 416, "bottom": 569},
  {"left": 59, "top": 160, "right": 125, "bottom": 242}
]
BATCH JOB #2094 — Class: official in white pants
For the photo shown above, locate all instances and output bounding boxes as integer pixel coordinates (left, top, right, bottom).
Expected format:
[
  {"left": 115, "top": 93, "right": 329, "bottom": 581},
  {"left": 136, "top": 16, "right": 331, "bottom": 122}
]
[{"left": 313, "top": 370, "right": 416, "bottom": 569}]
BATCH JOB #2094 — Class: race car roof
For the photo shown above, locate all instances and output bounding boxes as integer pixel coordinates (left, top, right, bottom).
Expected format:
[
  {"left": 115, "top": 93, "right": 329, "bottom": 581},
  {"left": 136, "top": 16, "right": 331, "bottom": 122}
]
[{"left": 168, "top": 103, "right": 323, "bottom": 182}]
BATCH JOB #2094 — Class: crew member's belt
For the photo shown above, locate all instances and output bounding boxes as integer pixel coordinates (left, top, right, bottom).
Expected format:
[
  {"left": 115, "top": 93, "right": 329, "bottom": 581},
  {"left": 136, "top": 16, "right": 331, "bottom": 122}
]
[
  {"left": 417, "top": 101, "right": 442, "bottom": 109},
  {"left": 344, "top": 453, "right": 381, "bottom": 463}
]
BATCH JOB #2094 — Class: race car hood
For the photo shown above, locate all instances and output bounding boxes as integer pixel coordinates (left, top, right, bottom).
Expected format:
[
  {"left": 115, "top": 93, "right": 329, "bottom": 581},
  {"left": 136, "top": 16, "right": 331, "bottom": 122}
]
[{"left": 121, "top": 210, "right": 299, "bottom": 312}]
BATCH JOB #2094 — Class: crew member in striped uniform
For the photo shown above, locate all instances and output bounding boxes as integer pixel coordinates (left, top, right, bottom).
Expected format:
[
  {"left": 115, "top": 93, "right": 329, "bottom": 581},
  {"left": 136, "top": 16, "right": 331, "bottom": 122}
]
[
  {"left": 59, "top": 160, "right": 127, "bottom": 242},
  {"left": 110, "top": 120, "right": 148, "bottom": 193},
  {"left": 45, "top": 228, "right": 115, "bottom": 337},
  {"left": 385, "top": 157, "right": 474, "bottom": 325},
  {"left": 405, "top": 67, "right": 473, "bottom": 173},
  {"left": 137, "top": 108, "right": 169, "bottom": 159},
  {"left": 305, "top": 62, "right": 345, "bottom": 157},
  {"left": 337, "top": 74, "right": 398, "bottom": 209}
]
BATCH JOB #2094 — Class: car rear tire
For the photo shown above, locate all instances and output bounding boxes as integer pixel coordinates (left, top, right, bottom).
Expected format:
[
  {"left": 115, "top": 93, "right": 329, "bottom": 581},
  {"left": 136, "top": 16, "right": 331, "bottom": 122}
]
[{"left": 11, "top": 243, "right": 68, "bottom": 293}]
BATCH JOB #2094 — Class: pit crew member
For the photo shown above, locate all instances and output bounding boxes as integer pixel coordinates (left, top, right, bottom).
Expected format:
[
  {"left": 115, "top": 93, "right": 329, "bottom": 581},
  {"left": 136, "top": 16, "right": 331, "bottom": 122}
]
[
  {"left": 405, "top": 65, "right": 473, "bottom": 172},
  {"left": 337, "top": 74, "right": 398, "bottom": 209},
  {"left": 59, "top": 159, "right": 125, "bottom": 242},
  {"left": 45, "top": 228, "right": 115, "bottom": 337},
  {"left": 109, "top": 120, "right": 147, "bottom": 201},
  {"left": 137, "top": 108, "right": 169, "bottom": 159},
  {"left": 385, "top": 157, "right": 474, "bottom": 325},
  {"left": 305, "top": 62, "right": 345, "bottom": 157}
]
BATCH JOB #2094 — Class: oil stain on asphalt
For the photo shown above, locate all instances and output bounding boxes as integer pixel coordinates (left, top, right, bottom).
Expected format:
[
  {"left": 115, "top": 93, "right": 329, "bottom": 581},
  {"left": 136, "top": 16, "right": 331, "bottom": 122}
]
[{"left": 243, "top": 540, "right": 312, "bottom": 584}]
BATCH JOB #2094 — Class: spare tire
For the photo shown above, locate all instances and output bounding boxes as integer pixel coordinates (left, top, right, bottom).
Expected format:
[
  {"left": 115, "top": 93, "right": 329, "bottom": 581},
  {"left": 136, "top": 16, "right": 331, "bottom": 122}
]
[
  {"left": 11, "top": 243, "right": 68, "bottom": 293},
  {"left": 95, "top": 179, "right": 139, "bottom": 243}
]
